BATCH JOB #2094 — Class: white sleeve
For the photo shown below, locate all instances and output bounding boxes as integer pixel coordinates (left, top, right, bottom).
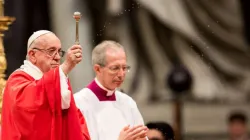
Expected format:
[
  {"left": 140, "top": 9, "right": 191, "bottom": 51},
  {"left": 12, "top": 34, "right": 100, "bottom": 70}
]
[
  {"left": 131, "top": 99, "right": 149, "bottom": 140},
  {"left": 59, "top": 66, "right": 71, "bottom": 109},
  {"left": 74, "top": 92, "right": 99, "bottom": 140},
  {"left": 80, "top": 109, "right": 99, "bottom": 140},
  {"left": 130, "top": 100, "right": 145, "bottom": 125}
]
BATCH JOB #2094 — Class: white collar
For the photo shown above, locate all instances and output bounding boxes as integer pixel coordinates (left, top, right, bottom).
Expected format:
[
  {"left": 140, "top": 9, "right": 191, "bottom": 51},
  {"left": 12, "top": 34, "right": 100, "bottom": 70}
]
[
  {"left": 19, "top": 60, "right": 43, "bottom": 80},
  {"left": 94, "top": 78, "right": 115, "bottom": 96}
]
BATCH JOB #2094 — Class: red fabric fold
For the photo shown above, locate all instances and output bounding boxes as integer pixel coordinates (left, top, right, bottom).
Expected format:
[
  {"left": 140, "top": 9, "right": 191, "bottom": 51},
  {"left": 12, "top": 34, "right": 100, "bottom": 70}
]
[{"left": 1, "top": 67, "right": 90, "bottom": 140}]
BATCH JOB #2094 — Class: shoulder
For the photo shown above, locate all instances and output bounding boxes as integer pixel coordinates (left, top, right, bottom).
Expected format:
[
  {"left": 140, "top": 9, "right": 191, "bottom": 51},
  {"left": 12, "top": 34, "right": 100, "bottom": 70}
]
[
  {"left": 74, "top": 88, "right": 95, "bottom": 109},
  {"left": 3, "top": 70, "right": 34, "bottom": 96},
  {"left": 74, "top": 88, "right": 93, "bottom": 99},
  {"left": 6, "top": 70, "right": 34, "bottom": 86},
  {"left": 115, "top": 90, "right": 138, "bottom": 108},
  {"left": 8, "top": 70, "right": 33, "bottom": 81}
]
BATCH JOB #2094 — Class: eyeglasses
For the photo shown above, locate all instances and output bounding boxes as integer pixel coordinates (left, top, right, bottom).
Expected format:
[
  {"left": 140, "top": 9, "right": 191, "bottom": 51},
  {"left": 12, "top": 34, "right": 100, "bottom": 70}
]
[
  {"left": 100, "top": 64, "right": 131, "bottom": 74},
  {"left": 32, "top": 47, "right": 65, "bottom": 57}
]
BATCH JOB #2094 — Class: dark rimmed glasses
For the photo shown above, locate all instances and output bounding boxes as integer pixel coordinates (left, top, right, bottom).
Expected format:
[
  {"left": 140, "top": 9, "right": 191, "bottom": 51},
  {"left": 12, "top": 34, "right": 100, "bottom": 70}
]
[
  {"left": 32, "top": 47, "right": 66, "bottom": 57},
  {"left": 99, "top": 64, "right": 131, "bottom": 74}
]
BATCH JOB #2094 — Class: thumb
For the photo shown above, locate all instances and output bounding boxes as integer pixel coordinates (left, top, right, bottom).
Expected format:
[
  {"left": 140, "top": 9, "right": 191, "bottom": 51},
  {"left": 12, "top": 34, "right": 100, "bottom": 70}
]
[{"left": 123, "top": 125, "right": 130, "bottom": 131}]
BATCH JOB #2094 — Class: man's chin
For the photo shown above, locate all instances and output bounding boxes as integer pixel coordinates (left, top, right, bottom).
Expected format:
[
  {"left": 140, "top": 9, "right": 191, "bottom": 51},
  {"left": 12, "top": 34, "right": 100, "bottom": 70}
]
[
  {"left": 51, "top": 65, "right": 59, "bottom": 68},
  {"left": 114, "top": 82, "right": 123, "bottom": 87}
]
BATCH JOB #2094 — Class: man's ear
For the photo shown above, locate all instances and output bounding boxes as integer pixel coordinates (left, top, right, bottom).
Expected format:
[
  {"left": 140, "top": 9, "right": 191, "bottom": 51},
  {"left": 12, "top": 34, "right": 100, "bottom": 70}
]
[
  {"left": 27, "top": 50, "right": 36, "bottom": 63},
  {"left": 94, "top": 64, "right": 101, "bottom": 74}
]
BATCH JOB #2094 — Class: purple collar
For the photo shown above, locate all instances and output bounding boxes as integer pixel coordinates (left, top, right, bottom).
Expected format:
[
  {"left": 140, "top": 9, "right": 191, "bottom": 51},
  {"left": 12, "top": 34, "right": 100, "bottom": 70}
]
[{"left": 87, "top": 80, "right": 116, "bottom": 101}]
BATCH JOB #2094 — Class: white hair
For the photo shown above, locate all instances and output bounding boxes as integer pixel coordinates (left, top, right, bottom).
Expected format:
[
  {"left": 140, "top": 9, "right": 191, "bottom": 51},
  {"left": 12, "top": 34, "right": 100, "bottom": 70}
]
[{"left": 92, "top": 40, "right": 125, "bottom": 66}]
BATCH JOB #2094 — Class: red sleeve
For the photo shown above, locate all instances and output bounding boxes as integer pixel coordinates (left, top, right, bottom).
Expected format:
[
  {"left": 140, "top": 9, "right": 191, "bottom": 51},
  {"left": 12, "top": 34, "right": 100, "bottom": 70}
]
[
  {"left": 0, "top": 125, "right": 1, "bottom": 140},
  {"left": 77, "top": 109, "right": 90, "bottom": 139},
  {"left": 7, "top": 71, "right": 51, "bottom": 109},
  {"left": 2, "top": 68, "right": 90, "bottom": 140},
  {"left": 65, "top": 80, "right": 90, "bottom": 140},
  {"left": 1, "top": 68, "right": 62, "bottom": 140}
]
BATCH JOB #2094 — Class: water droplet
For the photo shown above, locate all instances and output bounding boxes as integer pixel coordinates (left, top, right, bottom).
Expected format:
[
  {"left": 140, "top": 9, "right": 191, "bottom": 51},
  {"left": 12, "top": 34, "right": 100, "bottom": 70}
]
[
  {"left": 128, "top": 9, "right": 130, "bottom": 12},
  {"left": 208, "top": 25, "right": 210, "bottom": 27},
  {"left": 208, "top": 63, "right": 211, "bottom": 69},
  {"left": 125, "top": 10, "right": 127, "bottom": 12}
]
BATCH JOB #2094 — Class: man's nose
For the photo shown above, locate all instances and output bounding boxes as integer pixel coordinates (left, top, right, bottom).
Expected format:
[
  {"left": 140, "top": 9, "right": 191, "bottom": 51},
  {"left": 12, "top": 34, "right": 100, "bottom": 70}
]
[
  {"left": 117, "top": 68, "right": 126, "bottom": 76},
  {"left": 54, "top": 52, "right": 61, "bottom": 60}
]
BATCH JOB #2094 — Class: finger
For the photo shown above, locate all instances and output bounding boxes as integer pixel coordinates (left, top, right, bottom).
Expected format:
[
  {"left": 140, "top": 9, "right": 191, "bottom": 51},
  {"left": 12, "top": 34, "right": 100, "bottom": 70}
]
[
  {"left": 139, "top": 132, "right": 147, "bottom": 138},
  {"left": 70, "top": 49, "right": 82, "bottom": 55},
  {"left": 123, "top": 125, "right": 130, "bottom": 131},
  {"left": 74, "top": 52, "right": 82, "bottom": 58},
  {"left": 135, "top": 138, "right": 147, "bottom": 140},
  {"left": 74, "top": 56, "right": 82, "bottom": 62},
  {"left": 138, "top": 138, "right": 147, "bottom": 140},
  {"left": 70, "top": 45, "right": 82, "bottom": 50},
  {"left": 69, "top": 53, "right": 82, "bottom": 61},
  {"left": 128, "top": 126, "right": 147, "bottom": 139},
  {"left": 74, "top": 53, "right": 83, "bottom": 59},
  {"left": 75, "top": 58, "right": 82, "bottom": 64},
  {"left": 75, "top": 53, "right": 82, "bottom": 58},
  {"left": 126, "top": 125, "right": 143, "bottom": 133},
  {"left": 131, "top": 129, "right": 147, "bottom": 139}
]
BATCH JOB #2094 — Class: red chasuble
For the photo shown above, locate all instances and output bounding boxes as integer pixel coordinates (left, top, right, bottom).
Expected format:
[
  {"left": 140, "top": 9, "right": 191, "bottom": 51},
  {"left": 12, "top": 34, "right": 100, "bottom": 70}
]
[{"left": 1, "top": 67, "right": 90, "bottom": 140}]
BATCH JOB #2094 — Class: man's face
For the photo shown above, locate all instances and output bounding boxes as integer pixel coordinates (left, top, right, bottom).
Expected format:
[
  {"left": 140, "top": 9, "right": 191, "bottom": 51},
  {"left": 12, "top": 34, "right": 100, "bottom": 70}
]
[
  {"left": 95, "top": 48, "right": 128, "bottom": 90},
  {"left": 147, "top": 129, "right": 165, "bottom": 140},
  {"left": 28, "top": 33, "right": 62, "bottom": 73},
  {"left": 228, "top": 121, "right": 247, "bottom": 138}
]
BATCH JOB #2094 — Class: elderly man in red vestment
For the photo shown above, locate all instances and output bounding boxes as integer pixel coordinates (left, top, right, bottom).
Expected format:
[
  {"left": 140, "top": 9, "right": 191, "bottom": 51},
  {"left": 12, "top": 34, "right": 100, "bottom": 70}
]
[{"left": 1, "top": 30, "right": 90, "bottom": 140}]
